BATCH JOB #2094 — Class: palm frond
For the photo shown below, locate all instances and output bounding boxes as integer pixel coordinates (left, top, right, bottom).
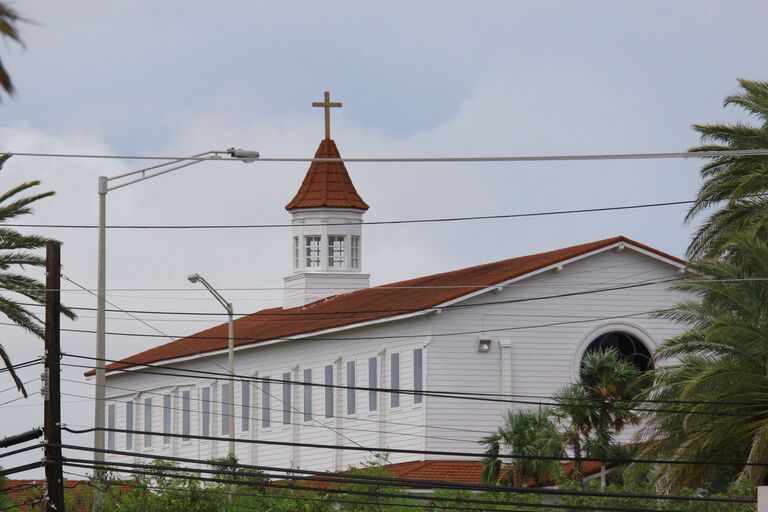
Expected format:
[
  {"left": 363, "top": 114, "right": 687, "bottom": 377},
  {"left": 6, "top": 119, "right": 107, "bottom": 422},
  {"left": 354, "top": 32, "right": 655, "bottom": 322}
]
[
  {"left": 0, "top": 341, "right": 27, "bottom": 397},
  {"left": 0, "top": 3, "right": 24, "bottom": 97},
  {"left": 686, "top": 79, "right": 768, "bottom": 259}
]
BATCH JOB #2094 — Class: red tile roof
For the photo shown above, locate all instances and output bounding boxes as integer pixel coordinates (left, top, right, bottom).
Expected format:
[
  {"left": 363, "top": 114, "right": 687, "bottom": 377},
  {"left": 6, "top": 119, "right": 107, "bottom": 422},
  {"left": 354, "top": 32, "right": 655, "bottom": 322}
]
[
  {"left": 92, "top": 236, "right": 683, "bottom": 376},
  {"left": 294, "top": 459, "right": 607, "bottom": 490},
  {"left": 382, "top": 459, "right": 606, "bottom": 487},
  {"left": 285, "top": 139, "right": 369, "bottom": 210},
  {"left": 3, "top": 479, "right": 131, "bottom": 512}
]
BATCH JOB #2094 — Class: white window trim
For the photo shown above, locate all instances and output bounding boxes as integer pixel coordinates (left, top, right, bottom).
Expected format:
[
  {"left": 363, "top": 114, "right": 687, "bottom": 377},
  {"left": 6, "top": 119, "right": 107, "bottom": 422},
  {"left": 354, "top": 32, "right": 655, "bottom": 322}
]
[
  {"left": 305, "top": 235, "right": 322, "bottom": 268},
  {"left": 570, "top": 321, "right": 657, "bottom": 380}
]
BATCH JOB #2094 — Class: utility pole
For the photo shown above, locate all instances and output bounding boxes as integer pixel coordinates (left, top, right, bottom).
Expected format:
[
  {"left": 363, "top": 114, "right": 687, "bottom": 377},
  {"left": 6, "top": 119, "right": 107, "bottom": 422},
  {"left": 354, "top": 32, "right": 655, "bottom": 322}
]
[{"left": 44, "top": 241, "right": 65, "bottom": 512}]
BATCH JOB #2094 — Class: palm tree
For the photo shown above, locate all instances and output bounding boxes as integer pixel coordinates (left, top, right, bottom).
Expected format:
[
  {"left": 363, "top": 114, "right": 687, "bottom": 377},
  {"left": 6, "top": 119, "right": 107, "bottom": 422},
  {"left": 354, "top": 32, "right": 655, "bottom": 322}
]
[
  {"left": 0, "top": 154, "right": 75, "bottom": 397},
  {"left": 480, "top": 407, "right": 562, "bottom": 487},
  {"left": 554, "top": 348, "right": 642, "bottom": 489},
  {"left": 637, "top": 230, "right": 768, "bottom": 490},
  {"left": 0, "top": 2, "right": 23, "bottom": 97},
  {"left": 686, "top": 79, "right": 768, "bottom": 260},
  {"left": 578, "top": 348, "right": 642, "bottom": 487},
  {"left": 552, "top": 383, "right": 595, "bottom": 490}
]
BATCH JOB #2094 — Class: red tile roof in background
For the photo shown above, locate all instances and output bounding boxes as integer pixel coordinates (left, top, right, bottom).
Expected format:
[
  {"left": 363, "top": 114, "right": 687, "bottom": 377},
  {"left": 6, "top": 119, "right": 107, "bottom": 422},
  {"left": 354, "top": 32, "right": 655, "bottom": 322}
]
[
  {"left": 3, "top": 479, "right": 122, "bottom": 512},
  {"left": 383, "top": 459, "right": 606, "bottom": 487},
  {"left": 285, "top": 139, "right": 369, "bottom": 210},
  {"left": 91, "top": 236, "right": 683, "bottom": 376},
  {"left": 296, "top": 459, "right": 607, "bottom": 490}
]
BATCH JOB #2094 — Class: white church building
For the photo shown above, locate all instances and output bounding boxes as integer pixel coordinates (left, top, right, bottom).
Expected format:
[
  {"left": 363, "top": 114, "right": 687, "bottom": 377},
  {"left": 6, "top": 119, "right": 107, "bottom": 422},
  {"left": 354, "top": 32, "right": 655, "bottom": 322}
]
[{"left": 95, "top": 114, "right": 690, "bottom": 485}]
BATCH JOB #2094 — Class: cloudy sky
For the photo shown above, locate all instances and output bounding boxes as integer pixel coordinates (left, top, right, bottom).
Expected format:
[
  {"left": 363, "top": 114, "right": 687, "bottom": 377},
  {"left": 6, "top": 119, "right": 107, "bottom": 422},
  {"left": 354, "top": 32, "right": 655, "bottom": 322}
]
[{"left": 1, "top": 0, "right": 767, "bottom": 477}]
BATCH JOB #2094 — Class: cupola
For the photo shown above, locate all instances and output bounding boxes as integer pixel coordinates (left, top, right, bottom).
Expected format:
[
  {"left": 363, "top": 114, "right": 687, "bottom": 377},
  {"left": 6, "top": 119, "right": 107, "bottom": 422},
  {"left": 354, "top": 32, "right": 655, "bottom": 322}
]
[{"left": 283, "top": 92, "right": 370, "bottom": 308}]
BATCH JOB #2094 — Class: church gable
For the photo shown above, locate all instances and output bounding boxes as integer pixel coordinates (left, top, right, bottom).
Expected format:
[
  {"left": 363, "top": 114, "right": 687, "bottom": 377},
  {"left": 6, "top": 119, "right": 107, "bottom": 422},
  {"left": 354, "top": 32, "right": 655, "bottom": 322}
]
[{"left": 95, "top": 236, "right": 684, "bottom": 375}]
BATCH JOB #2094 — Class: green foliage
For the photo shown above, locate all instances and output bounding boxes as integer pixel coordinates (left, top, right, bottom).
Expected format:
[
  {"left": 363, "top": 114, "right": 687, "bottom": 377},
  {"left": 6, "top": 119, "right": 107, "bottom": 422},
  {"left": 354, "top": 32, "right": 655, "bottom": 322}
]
[
  {"left": 76, "top": 462, "right": 756, "bottom": 512},
  {"left": 686, "top": 78, "right": 768, "bottom": 259},
  {"left": 0, "top": 154, "right": 75, "bottom": 398},
  {"left": 557, "top": 479, "right": 755, "bottom": 512},
  {"left": 637, "top": 231, "right": 768, "bottom": 490},
  {"left": 208, "top": 454, "right": 267, "bottom": 489},
  {"left": 0, "top": 470, "right": 14, "bottom": 510},
  {"left": 0, "top": 2, "right": 24, "bottom": 97},
  {"left": 556, "top": 348, "right": 642, "bottom": 488},
  {"left": 480, "top": 407, "right": 562, "bottom": 487},
  {"left": 480, "top": 349, "right": 643, "bottom": 492},
  {"left": 98, "top": 461, "right": 224, "bottom": 512}
]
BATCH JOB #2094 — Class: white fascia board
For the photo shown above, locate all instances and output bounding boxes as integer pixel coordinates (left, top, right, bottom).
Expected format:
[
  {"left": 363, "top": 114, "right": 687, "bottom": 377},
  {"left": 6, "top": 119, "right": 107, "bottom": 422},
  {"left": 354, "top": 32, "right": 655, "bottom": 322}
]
[{"left": 105, "top": 241, "right": 684, "bottom": 377}]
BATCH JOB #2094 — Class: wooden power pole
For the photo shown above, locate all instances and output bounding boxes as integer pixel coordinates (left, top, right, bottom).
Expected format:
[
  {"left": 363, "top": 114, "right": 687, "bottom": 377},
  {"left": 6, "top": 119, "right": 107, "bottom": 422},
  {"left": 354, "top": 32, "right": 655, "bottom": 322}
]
[{"left": 44, "top": 241, "right": 65, "bottom": 512}]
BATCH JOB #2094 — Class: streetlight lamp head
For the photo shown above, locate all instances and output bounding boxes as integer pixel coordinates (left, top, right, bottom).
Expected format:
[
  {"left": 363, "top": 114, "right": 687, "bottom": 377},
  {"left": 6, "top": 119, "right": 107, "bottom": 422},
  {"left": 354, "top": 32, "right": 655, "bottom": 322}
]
[
  {"left": 187, "top": 273, "right": 201, "bottom": 284},
  {"left": 227, "top": 148, "right": 260, "bottom": 163}
]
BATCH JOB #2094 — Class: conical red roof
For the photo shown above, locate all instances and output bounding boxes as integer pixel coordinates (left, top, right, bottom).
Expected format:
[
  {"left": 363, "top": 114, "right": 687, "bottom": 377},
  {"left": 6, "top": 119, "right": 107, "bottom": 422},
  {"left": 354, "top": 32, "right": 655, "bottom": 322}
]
[{"left": 285, "top": 139, "right": 369, "bottom": 210}]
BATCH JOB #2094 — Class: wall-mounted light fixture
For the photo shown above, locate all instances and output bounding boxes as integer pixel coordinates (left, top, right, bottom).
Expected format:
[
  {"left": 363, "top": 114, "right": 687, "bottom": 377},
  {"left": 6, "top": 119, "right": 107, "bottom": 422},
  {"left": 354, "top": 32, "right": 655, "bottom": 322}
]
[{"left": 478, "top": 339, "right": 492, "bottom": 353}]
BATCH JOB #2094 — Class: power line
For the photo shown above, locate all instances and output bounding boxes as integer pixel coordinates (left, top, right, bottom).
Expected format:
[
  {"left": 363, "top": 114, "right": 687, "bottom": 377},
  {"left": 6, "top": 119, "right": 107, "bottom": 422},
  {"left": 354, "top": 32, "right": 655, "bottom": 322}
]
[
  {"left": 0, "top": 461, "right": 44, "bottom": 477},
  {"left": 60, "top": 426, "right": 768, "bottom": 469},
  {"left": 58, "top": 457, "right": 685, "bottom": 512},
  {"left": 0, "top": 442, "right": 43, "bottom": 460},
  {"left": 0, "top": 259, "right": 687, "bottom": 292},
  {"left": 59, "top": 357, "right": 768, "bottom": 416},
  {"left": 61, "top": 461, "right": 678, "bottom": 512},
  {"left": 6, "top": 147, "right": 768, "bottom": 162},
  {"left": 60, "top": 352, "right": 767, "bottom": 408},
  {"left": 2, "top": 198, "right": 696, "bottom": 230},
  {"left": 7, "top": 309, "right": 659, "bottom": 343},
  {"left": 60, "top": 273, "right": 384, "bottom": 461},
  {"left": 18, "top": 275, "right": 684, "bottom": 318},
  {"left": 0, "top": 392, "right": 40, "bottom": 407},
  {"left": 58, "top": 390, "right": 470, "bottom": 445},
  {"left": 56, "top": 445, "right": 755, "bottom": 504},
  {"left": 0, "top": 358, "right": 41, "bottom": 374},
  {"left": 58, "top": 473, "right": 572, "bottom": 512},
  {"left": 56, "top": 470, "right": 568, "bottom": 512}
]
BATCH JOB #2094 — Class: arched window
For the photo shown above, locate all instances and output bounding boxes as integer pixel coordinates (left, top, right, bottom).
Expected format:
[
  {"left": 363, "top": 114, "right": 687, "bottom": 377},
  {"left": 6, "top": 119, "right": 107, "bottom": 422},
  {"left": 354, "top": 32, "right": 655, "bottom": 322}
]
[{"left": 581, "top": 331, "right": 652, "bottom": 373}]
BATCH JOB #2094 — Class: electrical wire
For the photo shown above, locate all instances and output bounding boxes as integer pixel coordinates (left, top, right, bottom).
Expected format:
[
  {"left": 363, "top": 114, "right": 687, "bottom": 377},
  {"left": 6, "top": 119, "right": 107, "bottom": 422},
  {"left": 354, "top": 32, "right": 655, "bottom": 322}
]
[
  {"left": 64, "top": 461, "right": 684, "bottom": 512},
  {"left": 1, "top": 309, "right": 660, "bottom": 344},
  {"left": 0, "top": 379, "right": 38, "bottom": 396},
  {"left": 0, "top": 461, "right": 44, "bottom": 477},
  {"left": 0, "top": 392, "right": 40, "bottom": 407},
  {"left": 60, "top": 475, "right": 594, "bottom": 512},
  {"left": 58, "top": 457, "right": 687, "bottom": 512},
  {"left": 56, "top": 470, "right": 576, "bottom": 512},
  {"left": 0, "top": 358, "right": 41, "bottom": 374},
  {"left": 60, "top": 274, "right": 385, "bottom": 461},
  {"left": 59, "top": 358, "right": 768, "bottom": 417},
  {"left": 2, "top": 199, "right": 697, "bottom": 230},
  {"left": 58, "top": 389, "right": 469, "bottom": 445},
  {"left": 6, "top": 147, "right": 768, "bottom": 162},
  {"left": 21, "top": 275, "right": 684, "bottom": 317},
  {"left": 60, "top": 426, "right": 768, "bottom": 468},
  {"left": 59, "top": 352, "right": 765, "bottom": 407},
  {"left": 0, "top": 443, "right": 43, "bottom": 460},
  {"left": 55, "top": 446, "right": 755, "bottom": 504}
]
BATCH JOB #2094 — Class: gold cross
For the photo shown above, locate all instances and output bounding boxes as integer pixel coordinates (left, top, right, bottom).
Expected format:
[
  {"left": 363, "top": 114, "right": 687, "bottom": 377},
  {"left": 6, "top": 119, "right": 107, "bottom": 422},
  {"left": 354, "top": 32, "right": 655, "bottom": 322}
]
[{"left": 312, "top": 91, "right": 342, "bottom": 140}]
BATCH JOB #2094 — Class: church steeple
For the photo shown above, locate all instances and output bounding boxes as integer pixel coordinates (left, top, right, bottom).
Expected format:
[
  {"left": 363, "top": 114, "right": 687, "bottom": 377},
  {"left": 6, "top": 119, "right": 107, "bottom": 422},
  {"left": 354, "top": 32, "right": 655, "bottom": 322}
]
[
  {"left": 285, "top": 138, "right": 369, "bottom": 211},
  {"left": 283, "top": 92, "right": 370, "bottom": 308}
]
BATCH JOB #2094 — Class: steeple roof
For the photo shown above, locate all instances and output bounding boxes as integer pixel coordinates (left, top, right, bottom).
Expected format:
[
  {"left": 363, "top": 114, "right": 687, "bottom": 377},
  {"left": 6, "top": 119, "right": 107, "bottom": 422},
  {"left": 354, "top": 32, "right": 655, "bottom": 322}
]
[{"left": 285, "top": 139, "right": 369, "bottom": 211}]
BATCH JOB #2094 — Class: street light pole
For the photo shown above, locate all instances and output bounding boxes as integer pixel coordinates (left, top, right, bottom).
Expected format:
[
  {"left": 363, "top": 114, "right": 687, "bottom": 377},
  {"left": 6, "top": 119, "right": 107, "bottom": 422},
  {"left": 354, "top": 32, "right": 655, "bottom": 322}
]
[
  {"left": 94, "top": 177, "right": 107, "bottom": 479},
  {"left": 188, "top": 273, "right": 235, "bottom": 458},
  {"left": 93, "top": 148, "right": 259, "bottom": 482}
]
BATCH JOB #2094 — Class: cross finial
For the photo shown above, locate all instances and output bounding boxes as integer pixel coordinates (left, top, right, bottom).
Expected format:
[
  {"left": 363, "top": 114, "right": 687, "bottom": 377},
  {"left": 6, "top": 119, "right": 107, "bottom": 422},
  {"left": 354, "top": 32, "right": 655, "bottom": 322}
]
[{"left": 312, "top": 91, "right": 342, "bottom": 140}]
